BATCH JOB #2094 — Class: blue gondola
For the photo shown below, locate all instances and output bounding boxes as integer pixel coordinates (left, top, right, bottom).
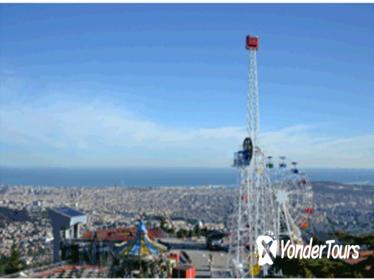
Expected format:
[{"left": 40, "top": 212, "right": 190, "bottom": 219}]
[
  {"left": 291, "top": 161, "right": 299, "bottom": 174},
  {"left": 279, "top": 156, "right": 287, "bottom": 169},
  {"left": 233, "top": 137, "right": 253, "bottom": 167}
]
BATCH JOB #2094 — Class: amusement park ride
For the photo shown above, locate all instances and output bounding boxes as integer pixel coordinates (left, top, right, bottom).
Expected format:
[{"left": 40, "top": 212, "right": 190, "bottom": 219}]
[{"left": 227, "top": 36, "right": 314, "bottom": 278}]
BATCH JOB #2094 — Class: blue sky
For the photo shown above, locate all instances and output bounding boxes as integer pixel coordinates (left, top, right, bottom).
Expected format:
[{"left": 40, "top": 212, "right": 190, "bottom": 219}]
[{"left": 0, "top": 4, "right": 373, "bottom": 168}]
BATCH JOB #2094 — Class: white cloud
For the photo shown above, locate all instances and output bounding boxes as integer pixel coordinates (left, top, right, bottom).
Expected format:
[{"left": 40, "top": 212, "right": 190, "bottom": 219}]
[
  {"left": 0, "top": 95, "right": 244, "bottom": 166},
  {"left": 260, "top": 126, "right": 374, "bottom": 168},
  {"left": 0, "top": 79, "right": 373, "bottom": 168}
]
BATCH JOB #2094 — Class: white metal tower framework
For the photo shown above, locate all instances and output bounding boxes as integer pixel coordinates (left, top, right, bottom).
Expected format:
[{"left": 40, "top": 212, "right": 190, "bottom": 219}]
[
  {"left": 228, "top": 36, "right": 314, "bottom": 278},
  {"left": 228, "top": 36, "right": 277, "bottom": 278}
]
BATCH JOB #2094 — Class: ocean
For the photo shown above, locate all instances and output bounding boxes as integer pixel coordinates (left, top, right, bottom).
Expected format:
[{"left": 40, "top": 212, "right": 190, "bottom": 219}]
[{"left": 1, "top": 167, "right": 374, "bottom": 187}]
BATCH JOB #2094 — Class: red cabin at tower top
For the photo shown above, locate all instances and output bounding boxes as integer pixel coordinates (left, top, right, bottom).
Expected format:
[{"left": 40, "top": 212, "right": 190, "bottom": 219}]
[{"left": 246, "top": 36, "right": 259, "bottom": 50}]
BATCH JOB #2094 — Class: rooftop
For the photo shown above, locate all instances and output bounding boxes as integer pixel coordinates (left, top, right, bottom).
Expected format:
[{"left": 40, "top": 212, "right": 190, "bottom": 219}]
[
  {"left": 81, "top": 227, "right": 166, "bottom": 242},
  {"left": 51, "top": 207, "right": 86, "bottom": 218}
]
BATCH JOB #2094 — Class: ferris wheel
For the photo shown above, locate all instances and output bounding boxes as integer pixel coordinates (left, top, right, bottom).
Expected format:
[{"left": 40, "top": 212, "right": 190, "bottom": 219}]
[
  {"left": 228, "top": 35, "right": 315, "bottom": 278},
  {"left": 267, "top": 157, "right": 314, "bottom": 244},
  {"left": 230, "top": 146, "right": 278, "bottom": 278}
]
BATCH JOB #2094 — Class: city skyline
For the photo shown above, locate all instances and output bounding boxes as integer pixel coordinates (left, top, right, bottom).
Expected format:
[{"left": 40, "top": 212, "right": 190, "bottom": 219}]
[{"left": 1, "top": 4, "right": 373, "bottom": 168}]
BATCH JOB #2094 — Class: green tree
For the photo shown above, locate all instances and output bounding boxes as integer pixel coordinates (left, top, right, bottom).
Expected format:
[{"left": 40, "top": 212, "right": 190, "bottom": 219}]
[
  {"left": 0, "top": 255, "right": 7, "bottom": 276},
  {"left": 4, "top": 245, "right": 23, "bottom": 275},
  {"left": 177, "top": 228, "right": 188, "bottom": 238},
  {"left": 193, "top": 224, "right": 201, "bottom": 237}
]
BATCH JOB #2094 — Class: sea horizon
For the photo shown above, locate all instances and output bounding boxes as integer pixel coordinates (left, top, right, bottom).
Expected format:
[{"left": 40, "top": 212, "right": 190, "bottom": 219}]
[{"left": 1, "top": 166, "right": 374, "bottom": 187}]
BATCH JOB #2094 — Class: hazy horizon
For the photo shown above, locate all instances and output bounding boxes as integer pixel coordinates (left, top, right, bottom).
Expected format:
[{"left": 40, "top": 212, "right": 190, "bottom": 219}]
[
  {"left": 1, "top": 166, "right": 374, "bottom": 187},
  {"left": 1, "top": 165, "right": 374, "bottom": 170}
]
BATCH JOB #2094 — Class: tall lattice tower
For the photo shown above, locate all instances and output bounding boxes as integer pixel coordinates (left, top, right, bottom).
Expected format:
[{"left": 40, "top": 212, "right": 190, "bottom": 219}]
[{"left": 228, "top": 36, "right": 277, "bottom": 278}]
